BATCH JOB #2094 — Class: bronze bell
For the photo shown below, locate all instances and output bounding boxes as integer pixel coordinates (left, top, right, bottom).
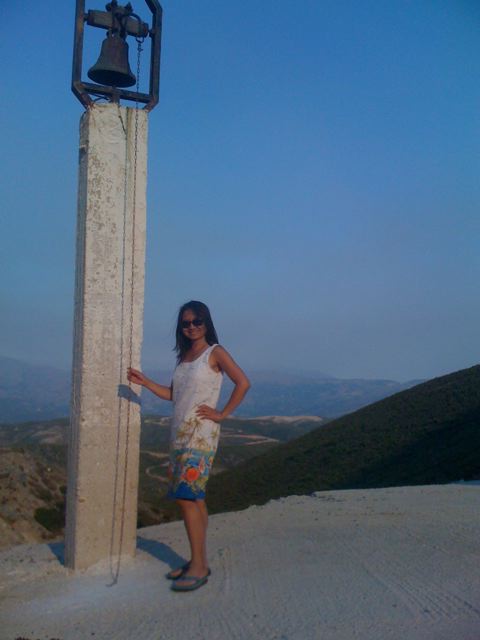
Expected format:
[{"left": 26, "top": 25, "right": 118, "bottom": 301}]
[{"left": 88, "top": 33, "right": 136, "bottom": 88}]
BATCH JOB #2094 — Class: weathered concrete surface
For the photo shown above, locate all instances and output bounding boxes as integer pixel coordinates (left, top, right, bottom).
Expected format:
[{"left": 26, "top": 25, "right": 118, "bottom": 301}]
[
  {"left": 66, "top": 104, "right": 148, "bottom": 571},
  {"left": 1, "top": 486, "right": 480, "bottom": 640}
]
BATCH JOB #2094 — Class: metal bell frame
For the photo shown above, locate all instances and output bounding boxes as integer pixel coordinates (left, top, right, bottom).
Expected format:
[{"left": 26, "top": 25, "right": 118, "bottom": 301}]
[{"left": 72, "top": 0, "right": 162, "bottom": 111}]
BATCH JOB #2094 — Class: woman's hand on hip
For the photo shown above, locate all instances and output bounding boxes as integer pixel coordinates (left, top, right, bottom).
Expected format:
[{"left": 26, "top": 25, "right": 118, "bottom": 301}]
[{"left": 196, "top": 404, "right": 224, "bottom": 422}]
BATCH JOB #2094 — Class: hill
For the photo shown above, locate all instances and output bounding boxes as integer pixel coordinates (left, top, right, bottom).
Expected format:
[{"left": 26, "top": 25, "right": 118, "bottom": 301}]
[
  {"left": 0, "top": 415, "right": 324, "bottom": 548},
  {"left": 0, "top": 356, "right": 419, "bottom": 421},
  {"left": 0, "top": 447, "right": 67, "bottom": 549},
  {"left": 205, "top": 365, "right": 480, "bottom": 513}
]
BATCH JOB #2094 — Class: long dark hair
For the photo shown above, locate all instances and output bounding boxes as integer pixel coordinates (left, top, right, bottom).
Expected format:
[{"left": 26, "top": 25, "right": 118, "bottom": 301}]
[{"left": 174, "top": 300, "right": 219, "bottom": 363}]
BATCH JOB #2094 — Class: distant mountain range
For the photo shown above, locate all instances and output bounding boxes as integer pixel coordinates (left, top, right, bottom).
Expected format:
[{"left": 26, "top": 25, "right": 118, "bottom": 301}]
[
  {"left": 0, "top": 356, "right": 421, "bottom": 422},
  {"left": 0, "top": 357, "right": 71, "bottom": 423},
  {"left": 206, "top": 364, "right": 480, "bottom": 514}
]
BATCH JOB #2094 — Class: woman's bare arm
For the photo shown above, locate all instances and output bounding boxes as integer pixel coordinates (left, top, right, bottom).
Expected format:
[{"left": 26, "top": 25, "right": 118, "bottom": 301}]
[
  {"left": 196, "top": 347, "right": 250, "bottom": 421},
  {"left": 127, "top": 367, "right": 173, "bottom": 401}
]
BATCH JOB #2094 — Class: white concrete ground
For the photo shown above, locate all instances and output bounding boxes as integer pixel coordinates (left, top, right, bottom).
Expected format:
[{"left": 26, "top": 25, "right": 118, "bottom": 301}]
[{"left": 1, "top": 484, "right": 479, "bottom": 640}]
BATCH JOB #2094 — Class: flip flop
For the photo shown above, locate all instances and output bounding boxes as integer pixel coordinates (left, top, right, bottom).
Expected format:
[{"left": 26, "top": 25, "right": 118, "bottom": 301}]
[
  {"left": 166, "top": 563, "right": 212, "bottom": 580},
  {"left": 165, "top": 562, "right": 190, "bottom": 580},
  {"left": 171, "top": 574, "right": 209, "bottom": 592}
]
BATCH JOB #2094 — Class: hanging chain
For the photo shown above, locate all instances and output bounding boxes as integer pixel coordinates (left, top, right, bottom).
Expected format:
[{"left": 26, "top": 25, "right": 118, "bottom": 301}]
[
  {"left": 110, "top": 36, "right": 144, "bottom": 586},
  {"left": 129, "top": 35, "right": 144, "bottom": 373}
]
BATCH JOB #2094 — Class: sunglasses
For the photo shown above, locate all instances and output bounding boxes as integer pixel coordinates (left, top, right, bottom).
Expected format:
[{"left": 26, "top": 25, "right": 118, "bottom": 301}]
[{"left": 181, "top": 318, "right": 205, "bottom": 329}]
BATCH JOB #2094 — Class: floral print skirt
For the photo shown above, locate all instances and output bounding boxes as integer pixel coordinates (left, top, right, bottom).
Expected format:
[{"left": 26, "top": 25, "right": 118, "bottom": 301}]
[{"left": 166, "top": 447, "right": 216, "bottom": 500}]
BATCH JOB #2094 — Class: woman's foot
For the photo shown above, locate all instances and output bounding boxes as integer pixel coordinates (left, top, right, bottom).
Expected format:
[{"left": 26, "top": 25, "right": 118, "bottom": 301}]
[
  {"left": 172, "top": 564, "right": 210, "bottom": 591},
  {"left": 166, "top": 561, "right": 190, "bottom": 580},
  {"left": 166, "top": 562, "right": 212, "bottom": 580}
]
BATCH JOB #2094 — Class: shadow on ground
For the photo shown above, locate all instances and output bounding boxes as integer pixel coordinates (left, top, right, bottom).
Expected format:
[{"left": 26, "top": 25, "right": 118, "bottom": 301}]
[{"left": 136, "top": 536, "right": 185, "bottom": 571}]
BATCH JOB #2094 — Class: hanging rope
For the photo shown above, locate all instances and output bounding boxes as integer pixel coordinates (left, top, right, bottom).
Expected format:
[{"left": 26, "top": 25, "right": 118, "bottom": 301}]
[{"left": 109, "top": 36, "right": 144, "bottom": 586}]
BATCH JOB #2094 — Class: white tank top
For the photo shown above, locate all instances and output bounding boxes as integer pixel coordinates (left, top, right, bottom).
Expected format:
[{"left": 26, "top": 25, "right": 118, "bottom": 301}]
[{"left": 170, "top": 344, "right": 223, "bottom": 452}]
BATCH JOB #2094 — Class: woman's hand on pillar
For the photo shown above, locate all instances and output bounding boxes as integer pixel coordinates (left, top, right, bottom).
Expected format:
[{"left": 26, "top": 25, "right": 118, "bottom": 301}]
[{"left": 127, "top": 367, "right": 149, "bottom": 386}]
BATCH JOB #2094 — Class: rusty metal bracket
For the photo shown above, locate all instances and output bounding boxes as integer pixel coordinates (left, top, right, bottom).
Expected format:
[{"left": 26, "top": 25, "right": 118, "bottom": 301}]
[
  {"left": 72, "top": 0, "right": 162, "bottom": 111},
  {"left": 86, "top": 10, "right": 149, "bottom": 37}
]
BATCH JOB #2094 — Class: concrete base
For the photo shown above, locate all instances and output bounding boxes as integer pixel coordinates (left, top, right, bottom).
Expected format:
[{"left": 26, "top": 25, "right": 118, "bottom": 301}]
[
  {"left": 3, "top": 486, "right": 480, "bottom": 640},
  {"left": 66, "top": 104, "right": 148, "bottom": 572}
]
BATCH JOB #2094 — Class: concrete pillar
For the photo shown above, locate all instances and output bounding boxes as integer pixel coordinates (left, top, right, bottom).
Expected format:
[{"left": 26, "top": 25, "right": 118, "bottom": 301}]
[{"left": 65, "top": 103, "right": 148, "bottom": 572}]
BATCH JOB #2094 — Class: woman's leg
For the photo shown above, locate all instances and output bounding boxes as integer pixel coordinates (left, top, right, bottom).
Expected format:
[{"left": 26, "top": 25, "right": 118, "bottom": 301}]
[
  {"left": 197, "top": 498, "right": 209, "bottom": 566},
  {"left": 174, "top": 498, "right": 209, "bottom": 581}
]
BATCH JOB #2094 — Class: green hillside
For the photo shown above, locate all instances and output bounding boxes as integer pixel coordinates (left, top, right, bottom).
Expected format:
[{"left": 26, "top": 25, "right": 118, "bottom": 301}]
[{"left": 206, "top": 365, "right": 480, "bottom": 514}]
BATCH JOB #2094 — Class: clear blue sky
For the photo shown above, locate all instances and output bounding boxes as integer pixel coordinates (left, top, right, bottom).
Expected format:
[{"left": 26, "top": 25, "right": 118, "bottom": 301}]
[{"left": 1, "top": 1, "right": 479, "bottom": 381}]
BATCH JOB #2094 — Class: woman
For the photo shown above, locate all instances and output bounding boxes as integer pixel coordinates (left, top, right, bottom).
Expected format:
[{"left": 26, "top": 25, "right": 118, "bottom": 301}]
[{"left": 127, "top": 300, "right": 250, "bottom": 592}]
